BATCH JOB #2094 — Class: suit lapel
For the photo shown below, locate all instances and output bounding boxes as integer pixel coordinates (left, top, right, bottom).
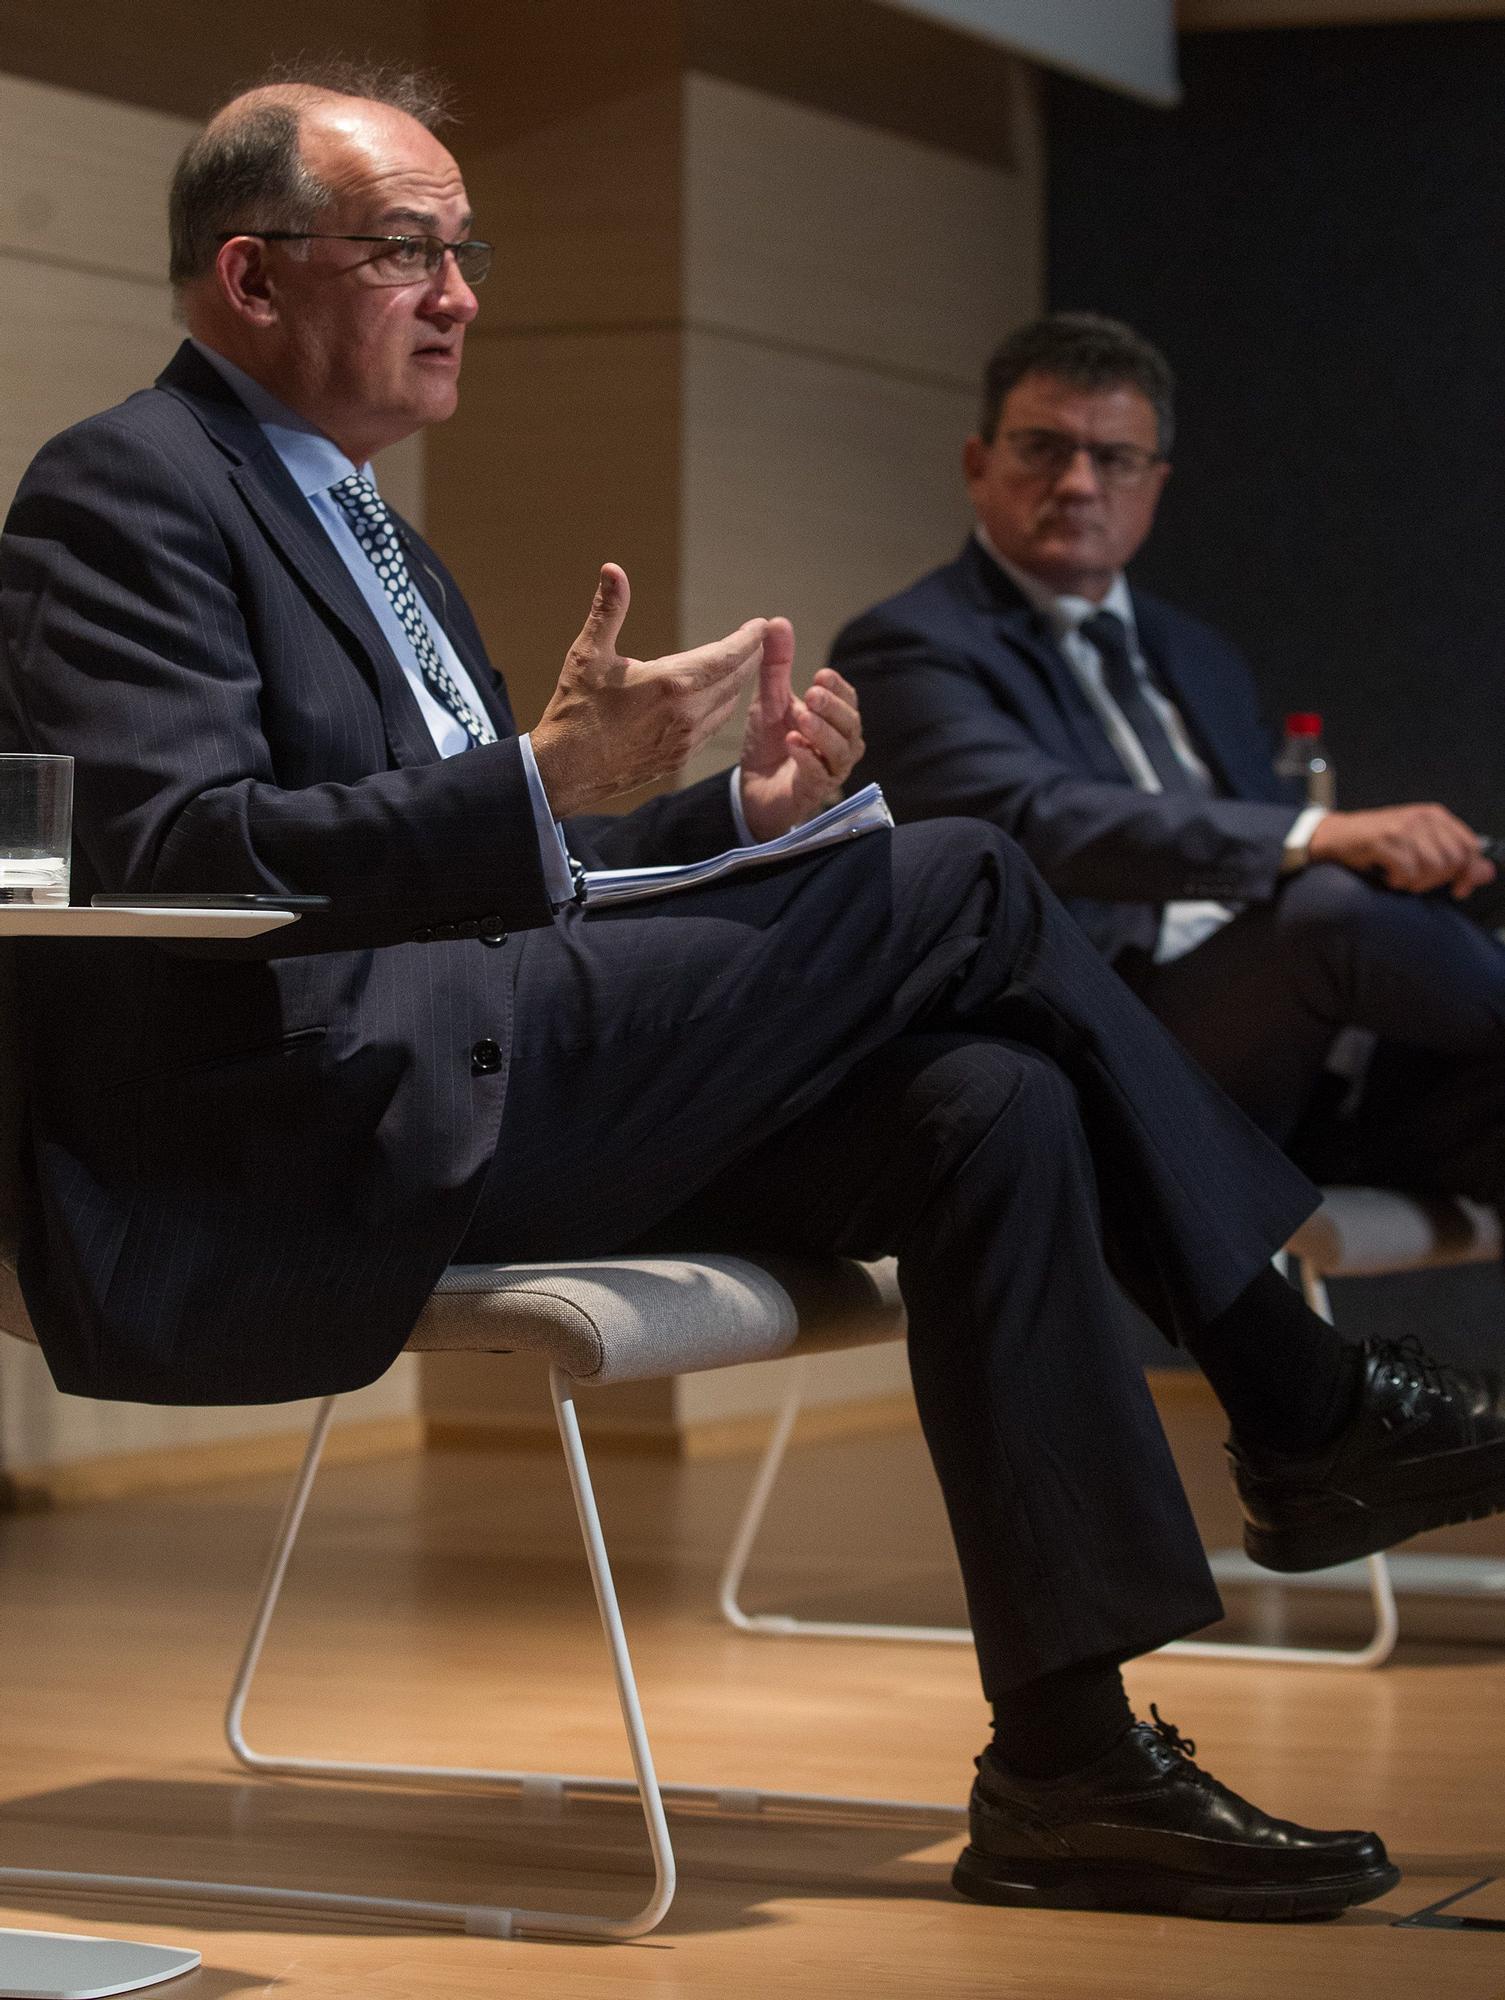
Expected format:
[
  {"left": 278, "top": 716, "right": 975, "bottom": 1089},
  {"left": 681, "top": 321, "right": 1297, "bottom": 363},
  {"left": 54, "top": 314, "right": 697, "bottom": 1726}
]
[
  {"left": 955, "top": 542, "right": 1131, "bottom": 783},
  {"left": 156, "top": 344, "right": 441, "bottom": 770}
]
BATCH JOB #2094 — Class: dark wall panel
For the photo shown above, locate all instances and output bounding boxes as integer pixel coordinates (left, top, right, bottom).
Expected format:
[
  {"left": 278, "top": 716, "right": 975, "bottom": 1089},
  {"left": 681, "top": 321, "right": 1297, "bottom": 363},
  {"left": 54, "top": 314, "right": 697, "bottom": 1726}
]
[{"left": 1048, "top": 22, "right": 1505, "bottom": 829}]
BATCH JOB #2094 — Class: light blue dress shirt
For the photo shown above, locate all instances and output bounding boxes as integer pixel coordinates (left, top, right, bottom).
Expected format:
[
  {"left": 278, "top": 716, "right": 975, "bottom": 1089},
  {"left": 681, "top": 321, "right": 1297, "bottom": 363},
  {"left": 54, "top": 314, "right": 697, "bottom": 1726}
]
[{"left": 190, "top": 340, "right": 576, "bottom": 906}]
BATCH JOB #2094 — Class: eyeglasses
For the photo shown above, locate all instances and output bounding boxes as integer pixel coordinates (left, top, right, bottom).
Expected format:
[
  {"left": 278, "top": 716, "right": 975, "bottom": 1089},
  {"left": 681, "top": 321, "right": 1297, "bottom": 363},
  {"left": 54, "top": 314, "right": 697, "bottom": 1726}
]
[
  {"left": 1001, "top": 428, "right": 1162, "bottom": 489},
  {"left": 220, "top": 232, "right": 493, "bottom": 287}
]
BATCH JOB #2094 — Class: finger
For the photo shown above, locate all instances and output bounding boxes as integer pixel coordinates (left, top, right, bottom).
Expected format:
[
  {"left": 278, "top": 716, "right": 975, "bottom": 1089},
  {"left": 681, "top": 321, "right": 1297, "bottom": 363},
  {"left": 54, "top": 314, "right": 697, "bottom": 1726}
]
[
  {"left": 661, "top": 619, "right": 768, "bottom": 691},
  {"left": 571, "top": 562, "right": 631, "bottom": 662},
  {"left": 1453, "top": 855, "right": 1497, "bottom": 897},
  {"left": 786, "top": 736, "right": 841, "bottom": 799},
  {"left": 811, "top": 666, "right": 858, "bottom": 707},
  {"left": 805, "top": 682, "right": 863, "bottom": 745},
  {"left": 790, "top": 699, "right": 848, "bottom": 772}
]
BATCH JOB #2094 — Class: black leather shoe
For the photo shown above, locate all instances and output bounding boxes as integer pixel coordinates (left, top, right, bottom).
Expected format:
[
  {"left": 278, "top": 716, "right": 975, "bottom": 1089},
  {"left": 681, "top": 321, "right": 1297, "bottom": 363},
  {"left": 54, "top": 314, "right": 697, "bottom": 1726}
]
[
  {"left": 1231, "top": 1336, "right": 1505, "bottom": 1573},
  {"left": 952, "top": 1711, "right": 1397, "bottom": 1922}
]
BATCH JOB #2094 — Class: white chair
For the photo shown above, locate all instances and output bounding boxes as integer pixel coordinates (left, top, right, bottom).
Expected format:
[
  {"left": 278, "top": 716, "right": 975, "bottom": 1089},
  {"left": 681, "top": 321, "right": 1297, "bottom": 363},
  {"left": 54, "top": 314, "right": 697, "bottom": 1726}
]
[
  {"left": 719, "top": 1188, "right": 1501, "bottom": 1671},
  {"left": 0, "top": 1227, "right": 966, "bottom": 1949}
]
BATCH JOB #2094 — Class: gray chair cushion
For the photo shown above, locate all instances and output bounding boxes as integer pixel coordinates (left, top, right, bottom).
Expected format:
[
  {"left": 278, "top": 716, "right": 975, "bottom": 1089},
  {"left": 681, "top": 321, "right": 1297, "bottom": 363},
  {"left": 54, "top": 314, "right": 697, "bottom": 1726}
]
[
  {"left": 1288, "top": 1187, "right": 1501, "bottom": 1278},
  {"left": 413, "top": 1254, "right": 904, "bottom": 1385}
]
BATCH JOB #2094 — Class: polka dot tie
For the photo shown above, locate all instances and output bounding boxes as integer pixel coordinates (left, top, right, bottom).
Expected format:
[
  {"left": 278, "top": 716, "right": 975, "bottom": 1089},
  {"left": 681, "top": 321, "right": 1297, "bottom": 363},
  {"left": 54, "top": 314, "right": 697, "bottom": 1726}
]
[{"left": 330, "top": 473, "right": 496, "bottom": 746}]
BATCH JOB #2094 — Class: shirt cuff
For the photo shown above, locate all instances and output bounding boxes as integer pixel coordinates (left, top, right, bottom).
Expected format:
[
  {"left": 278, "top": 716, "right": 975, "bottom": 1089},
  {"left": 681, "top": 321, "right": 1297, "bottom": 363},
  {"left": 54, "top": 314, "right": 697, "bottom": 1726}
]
[
  {"left": 728, "top": 767, "right": 757, "bottom": 847},
  {"left": 519, "top": 732, "right": 579, "bottom": 908},
  {"left": 1281, "top": 804, "right": 1329, "bottom": 873}
]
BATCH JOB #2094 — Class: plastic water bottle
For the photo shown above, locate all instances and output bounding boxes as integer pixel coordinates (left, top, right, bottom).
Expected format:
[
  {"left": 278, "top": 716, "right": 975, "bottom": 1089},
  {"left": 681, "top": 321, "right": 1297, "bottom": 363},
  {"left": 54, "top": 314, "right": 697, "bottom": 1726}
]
[{"left": 1274, "top": 712, "right": 1335, "bottom": 808}]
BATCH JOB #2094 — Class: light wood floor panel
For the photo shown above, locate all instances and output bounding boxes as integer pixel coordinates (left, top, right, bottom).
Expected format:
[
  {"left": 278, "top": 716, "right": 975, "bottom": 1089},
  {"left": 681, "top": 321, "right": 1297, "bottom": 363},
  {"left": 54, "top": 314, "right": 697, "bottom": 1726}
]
[{"left": 0, "top": 1415, "right": 1504, "bottom": 1996}]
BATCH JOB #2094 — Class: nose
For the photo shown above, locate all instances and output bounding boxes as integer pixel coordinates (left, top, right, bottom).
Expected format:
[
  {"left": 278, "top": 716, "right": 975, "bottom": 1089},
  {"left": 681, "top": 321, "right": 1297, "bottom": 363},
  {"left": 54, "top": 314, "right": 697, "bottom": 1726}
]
[
  {"left": 1054, "top": 446, "right": 1105, "bottom": 497},
  {"left": 426, "top": 249, "right": 480, "bottom": 325}
]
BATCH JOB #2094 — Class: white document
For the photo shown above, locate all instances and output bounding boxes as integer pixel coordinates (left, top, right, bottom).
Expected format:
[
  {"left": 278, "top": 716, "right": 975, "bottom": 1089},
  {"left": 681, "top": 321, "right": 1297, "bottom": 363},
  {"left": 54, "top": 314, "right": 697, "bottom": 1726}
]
[{"left": 578, "top": 782, "right": 895, "bottom": 908}]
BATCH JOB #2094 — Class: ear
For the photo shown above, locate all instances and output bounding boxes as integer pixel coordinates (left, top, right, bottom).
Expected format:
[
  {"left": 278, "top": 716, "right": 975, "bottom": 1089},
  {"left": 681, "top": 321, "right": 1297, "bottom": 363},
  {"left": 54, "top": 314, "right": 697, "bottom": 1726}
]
[
  {"left": 215, "top": 236, "right": 279, "bottom": 330},
  {"left": 962, "top": 433, "right": 991, "bottom": 492}
]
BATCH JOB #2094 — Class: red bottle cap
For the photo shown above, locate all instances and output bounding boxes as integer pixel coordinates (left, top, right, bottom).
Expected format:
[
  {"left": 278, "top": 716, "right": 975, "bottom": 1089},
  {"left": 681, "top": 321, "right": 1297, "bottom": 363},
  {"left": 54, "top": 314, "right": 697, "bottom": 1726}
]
[{"left": 1284, "top": 712, "right": 1323, "bottom": 737}]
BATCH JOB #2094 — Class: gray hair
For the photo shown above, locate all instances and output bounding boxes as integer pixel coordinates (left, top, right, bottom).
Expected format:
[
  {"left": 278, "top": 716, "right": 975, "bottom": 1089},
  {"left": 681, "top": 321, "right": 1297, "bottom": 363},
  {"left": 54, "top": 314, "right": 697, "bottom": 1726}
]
[
  {"left": 167, "top": 57, "right": 454, "bottom": 289},
  {"left": 979, "top": 312, "right": 1176, "bottom": 455}
]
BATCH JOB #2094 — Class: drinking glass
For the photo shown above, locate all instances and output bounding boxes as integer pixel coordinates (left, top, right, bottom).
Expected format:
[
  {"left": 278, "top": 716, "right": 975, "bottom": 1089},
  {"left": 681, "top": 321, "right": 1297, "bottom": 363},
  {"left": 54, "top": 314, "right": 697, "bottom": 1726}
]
[{"left": 0, "top": 754, "right": 73, "bottom": 905}]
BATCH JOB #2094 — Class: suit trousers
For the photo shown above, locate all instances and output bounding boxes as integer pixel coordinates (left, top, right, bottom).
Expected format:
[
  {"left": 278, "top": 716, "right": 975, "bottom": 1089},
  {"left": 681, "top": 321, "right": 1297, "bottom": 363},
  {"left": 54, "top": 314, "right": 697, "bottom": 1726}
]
[
  {"left": 456, "top": 817, "right": 1315, "bottom": 1693},
  {"left": 1128, "top": 863, "right": 1505, "bottom": 1204}
]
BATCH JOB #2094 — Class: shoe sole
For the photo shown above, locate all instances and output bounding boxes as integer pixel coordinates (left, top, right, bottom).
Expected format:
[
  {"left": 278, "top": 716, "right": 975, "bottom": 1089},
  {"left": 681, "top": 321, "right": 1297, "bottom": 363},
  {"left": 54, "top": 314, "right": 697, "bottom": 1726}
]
[
  {"left": 1245, "top": 1467, "right": 1505, "bottom": 1574},
  {"left": 951, "top": 1847, "right": 1401, "bottom": 1922}
]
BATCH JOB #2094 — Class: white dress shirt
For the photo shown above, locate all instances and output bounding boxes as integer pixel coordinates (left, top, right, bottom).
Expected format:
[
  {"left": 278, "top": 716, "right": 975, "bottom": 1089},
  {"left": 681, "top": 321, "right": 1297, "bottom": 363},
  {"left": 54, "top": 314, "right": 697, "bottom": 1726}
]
[{"left": 977, "top": 531, "right": 1322, "bottom": 963}]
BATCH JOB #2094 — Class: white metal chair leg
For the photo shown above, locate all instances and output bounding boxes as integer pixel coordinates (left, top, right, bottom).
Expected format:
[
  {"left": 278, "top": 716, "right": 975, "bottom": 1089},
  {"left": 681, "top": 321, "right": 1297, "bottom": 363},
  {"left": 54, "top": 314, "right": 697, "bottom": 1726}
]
[
  {"left": 221, "top": 1374, "right": 960, "bottom": 1906},
  {"left": 719, "top": 1280, "right": 1401, "bottom": 1670},
  {"left": 718, "top": 1361, "right": 971, "bottom": 1644}
]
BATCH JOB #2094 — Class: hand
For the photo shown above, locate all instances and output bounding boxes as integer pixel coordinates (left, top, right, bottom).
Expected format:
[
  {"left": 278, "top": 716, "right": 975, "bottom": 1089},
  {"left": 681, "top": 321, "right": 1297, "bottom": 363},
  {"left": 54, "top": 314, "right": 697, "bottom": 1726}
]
[
  {"left": 1307, "top": 803, "right": 1495, "bottom": 897},
  {"left": 737, "top": 619, "right": 865, "bottom": 842},
  {"left": 531, "top": 565, "right": 767, "bottom": 817}
]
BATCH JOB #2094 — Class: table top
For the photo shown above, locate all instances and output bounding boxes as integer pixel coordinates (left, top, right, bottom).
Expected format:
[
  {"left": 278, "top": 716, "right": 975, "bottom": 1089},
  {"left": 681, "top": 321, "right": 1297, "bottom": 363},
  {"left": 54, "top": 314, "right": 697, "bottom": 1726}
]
[{"left": 0, "top": 906, "right": 300, "bottom": 938}]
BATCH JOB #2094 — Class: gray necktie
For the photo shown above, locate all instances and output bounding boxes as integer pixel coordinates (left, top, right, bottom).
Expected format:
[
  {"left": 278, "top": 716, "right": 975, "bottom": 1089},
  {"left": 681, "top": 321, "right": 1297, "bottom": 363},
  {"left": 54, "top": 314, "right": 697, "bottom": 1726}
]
[
  {"left": 1079, "top": 608, "right": 1199, "bottom": 795},
  {"left": 330, "top": 473, "right": 496, "bottom": 746}
]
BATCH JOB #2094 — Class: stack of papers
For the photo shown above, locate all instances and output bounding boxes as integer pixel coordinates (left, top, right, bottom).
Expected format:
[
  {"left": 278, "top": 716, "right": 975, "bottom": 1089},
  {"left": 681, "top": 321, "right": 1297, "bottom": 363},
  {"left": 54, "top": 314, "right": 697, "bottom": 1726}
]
[{"left": 579, "top": 782, "right": 894, "bottom": 908}]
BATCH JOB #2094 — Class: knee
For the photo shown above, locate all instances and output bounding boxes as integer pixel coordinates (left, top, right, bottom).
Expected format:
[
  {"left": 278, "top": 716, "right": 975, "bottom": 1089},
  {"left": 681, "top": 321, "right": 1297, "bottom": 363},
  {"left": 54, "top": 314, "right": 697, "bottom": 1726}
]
[
  {"left": 898, "top": 1039, "right": 1082, "bottom": 1167},
  {"left": 1274, "top": 862, "right": 1389, "bottom": 953}
]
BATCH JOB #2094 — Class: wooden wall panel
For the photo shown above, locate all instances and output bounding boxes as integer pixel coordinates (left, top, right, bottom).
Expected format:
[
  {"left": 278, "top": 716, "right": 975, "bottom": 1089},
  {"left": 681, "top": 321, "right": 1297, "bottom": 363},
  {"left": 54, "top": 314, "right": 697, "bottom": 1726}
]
[
  {"left": 426, "top": 327, "right": 681, "bottom": 734},
  {"left": 0, "top": 73, "right": 190, "bottom": 282},
  {"left": 685, "top": 71, "right": 1042, "bottom": 388},
  {"left": 678, "top": 331, "right": 978, "bottom": 782},
  {"left": 454, "top": 79, "right": 682, "bottom": 336},
  {"left": 0, "top": 0, "right": 427, "bottom": 123}
]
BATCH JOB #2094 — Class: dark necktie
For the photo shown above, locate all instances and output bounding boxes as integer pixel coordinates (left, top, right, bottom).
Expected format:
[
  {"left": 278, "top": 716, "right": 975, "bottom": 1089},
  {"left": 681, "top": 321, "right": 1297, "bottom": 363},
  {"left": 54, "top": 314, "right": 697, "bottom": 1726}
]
[
  {"left": 330, "top": 473, "right": 496, "bottom": 747},
  {"left": 1078, "top": 608, "right": 1199, "bottom": 796}
]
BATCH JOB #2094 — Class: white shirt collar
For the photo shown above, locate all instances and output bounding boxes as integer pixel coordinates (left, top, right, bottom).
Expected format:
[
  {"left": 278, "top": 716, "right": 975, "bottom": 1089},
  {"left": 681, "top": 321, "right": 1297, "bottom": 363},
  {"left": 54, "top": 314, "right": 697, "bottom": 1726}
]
[
  {"left": 973, "top": 527, "right": 1137, "bottom": 648},
  {"left": 189, "top": 339, "right": 372, "bottom": 498}
]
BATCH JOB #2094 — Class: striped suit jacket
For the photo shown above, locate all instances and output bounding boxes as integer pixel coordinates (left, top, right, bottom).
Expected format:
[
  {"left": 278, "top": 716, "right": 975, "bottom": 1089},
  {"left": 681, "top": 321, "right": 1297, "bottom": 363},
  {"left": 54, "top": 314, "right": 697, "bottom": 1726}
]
[{"left": 0, "top": 341, "right": 735, "bottom": 1404}]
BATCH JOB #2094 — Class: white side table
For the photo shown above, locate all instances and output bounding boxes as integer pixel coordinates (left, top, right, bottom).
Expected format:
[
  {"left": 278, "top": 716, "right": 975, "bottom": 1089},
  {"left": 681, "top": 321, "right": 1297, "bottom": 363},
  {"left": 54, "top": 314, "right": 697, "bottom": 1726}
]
[{"left": 0, "top": 903, "right": 299, "bottom": 1996}]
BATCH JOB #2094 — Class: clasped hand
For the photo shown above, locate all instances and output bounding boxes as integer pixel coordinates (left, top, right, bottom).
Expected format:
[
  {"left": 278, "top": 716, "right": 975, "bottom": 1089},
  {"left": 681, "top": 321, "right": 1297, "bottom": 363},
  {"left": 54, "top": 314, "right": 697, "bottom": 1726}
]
[
  {"left": 1308, "top": 802, "right": 1495, "bottom": 898},
  {"left": 530, "top": 564, "right": 864, "bottom": 838}
]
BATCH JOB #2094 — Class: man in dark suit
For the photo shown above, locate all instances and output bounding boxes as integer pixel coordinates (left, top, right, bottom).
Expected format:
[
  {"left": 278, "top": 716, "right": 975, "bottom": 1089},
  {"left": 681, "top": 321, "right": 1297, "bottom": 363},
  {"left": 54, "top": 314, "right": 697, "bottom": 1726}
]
[
  {"left": 6, "top": 75, "right": 1504, "bottom": 1922},
  {"left": 837, "top": 312, "right": 1505, "bottom": 1202}
]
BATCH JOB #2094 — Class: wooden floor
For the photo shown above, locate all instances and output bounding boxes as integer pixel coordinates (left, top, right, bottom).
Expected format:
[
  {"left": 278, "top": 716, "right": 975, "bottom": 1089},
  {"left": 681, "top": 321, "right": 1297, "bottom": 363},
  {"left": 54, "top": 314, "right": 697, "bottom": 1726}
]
[{"left": 3, "top": 1393, "right": 1505, "bottom": 1998}]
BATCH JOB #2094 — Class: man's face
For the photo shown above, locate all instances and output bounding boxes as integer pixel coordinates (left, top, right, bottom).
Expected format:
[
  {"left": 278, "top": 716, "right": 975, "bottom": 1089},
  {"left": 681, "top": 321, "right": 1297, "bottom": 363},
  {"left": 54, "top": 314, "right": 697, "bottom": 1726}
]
[
  {"left": 238, "top": 100, "right": 480, "bottom": 462},
  {"left": 963, "top": 373, "right": 1170, "bottom": 601}
]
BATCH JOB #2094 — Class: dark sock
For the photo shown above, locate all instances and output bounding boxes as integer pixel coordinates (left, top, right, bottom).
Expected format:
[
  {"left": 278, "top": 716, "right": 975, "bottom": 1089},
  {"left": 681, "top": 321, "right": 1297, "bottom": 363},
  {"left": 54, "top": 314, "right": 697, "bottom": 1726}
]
[
  {"left": 989, "top": 1657, "right": 1134, "bottom": 1781},
  {"left": 1182, "top": 1264, "right": 1360, "bottom": 1455}
]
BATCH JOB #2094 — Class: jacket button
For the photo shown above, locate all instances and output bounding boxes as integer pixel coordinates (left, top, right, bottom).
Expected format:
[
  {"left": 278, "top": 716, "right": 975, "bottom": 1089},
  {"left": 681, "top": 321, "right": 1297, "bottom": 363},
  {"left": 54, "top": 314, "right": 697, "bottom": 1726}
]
[
  {"left": 470, "top": 1038, "right": 503, "bottom": 1076},
  {"left": 479, "top": 917, "right": 508, "bottom": 947}
]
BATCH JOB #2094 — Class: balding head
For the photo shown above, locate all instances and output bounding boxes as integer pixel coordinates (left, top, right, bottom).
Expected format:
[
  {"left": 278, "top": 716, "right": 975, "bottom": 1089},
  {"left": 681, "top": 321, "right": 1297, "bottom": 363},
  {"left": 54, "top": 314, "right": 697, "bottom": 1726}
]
[{"left": 168, "top": 60, "right": 450, "bottom": 292}]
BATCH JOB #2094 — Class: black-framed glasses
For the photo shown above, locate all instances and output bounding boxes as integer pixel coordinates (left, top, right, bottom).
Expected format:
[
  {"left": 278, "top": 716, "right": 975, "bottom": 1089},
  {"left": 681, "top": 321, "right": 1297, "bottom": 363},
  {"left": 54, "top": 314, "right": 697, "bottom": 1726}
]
[
  {"left": 1001, "top": 428, "right": 1163, "bottom": 489},
  {"left": 220, "top": 231, "right": 493, "bottom": 287}
]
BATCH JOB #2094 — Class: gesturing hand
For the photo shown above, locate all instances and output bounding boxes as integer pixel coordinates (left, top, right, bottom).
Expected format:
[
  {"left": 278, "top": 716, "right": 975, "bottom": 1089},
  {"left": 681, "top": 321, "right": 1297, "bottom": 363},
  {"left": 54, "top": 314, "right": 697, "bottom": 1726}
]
[
  {"left": 531, "top": 565, "right": 767, "bottom": 818},
  {"left": 737, "top": 617, "right": 865, "bottom": 842},
  {"left": 1307, "top": 803, "right": 1495, "bottom": 898}
]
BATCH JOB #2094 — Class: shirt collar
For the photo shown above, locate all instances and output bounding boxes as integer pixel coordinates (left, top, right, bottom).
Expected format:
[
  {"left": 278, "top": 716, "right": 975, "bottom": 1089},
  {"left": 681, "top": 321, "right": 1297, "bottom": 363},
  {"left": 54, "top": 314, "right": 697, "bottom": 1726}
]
[
  {"left": 973, "top": 527, "right": 1136, "bottom": 647},
  {"left": 189, "top": 339, "right": 373, "bottom": 498}
]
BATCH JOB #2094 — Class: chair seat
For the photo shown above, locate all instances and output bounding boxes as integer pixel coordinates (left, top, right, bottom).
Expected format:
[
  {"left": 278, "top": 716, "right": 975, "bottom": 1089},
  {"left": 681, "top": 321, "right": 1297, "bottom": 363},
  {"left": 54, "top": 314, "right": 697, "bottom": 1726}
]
[
  {"left": 0, "top": 1246, "right": 904, "bottom": 1388},
  {"left": 1289, "top": 1187, "right": 1501, "bottom": 1279},
  {"left": 414, "top": 1254, "right": 904, "bottom": 1385}
]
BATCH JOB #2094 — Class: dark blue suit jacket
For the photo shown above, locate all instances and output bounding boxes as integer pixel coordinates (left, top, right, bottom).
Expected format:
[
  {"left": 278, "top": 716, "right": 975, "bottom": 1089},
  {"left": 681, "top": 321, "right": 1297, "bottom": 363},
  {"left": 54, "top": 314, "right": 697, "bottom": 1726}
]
[
  {"left": 0, "top": 342, "right": 736, "bottom": 1404},
  {"left": 834, "top": 539, "right": 1302, "bottom": 965}
]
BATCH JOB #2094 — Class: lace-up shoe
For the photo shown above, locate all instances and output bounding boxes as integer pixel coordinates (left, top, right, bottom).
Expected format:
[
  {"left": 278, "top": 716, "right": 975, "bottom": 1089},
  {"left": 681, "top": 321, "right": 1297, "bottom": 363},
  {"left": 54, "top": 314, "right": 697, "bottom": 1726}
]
[
  {"left": 1231, "top": 1337, "right": 1505, "bottom": 1573},
  {"left": 952, "top": 1709, "right": 1397, "bottom": 1921}
]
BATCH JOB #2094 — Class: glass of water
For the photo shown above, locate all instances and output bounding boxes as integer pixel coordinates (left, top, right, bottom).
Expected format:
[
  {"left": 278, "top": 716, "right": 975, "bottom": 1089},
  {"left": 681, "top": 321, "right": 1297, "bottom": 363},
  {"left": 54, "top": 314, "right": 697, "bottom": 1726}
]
[{"left": 0, "top": 755, "right": 73, "bottom": 905}]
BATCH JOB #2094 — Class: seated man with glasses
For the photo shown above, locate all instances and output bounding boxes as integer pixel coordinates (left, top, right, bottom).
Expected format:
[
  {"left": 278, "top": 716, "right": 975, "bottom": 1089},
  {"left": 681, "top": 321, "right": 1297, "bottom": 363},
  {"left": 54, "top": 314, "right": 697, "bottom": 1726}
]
[{"left": 837, "top": 312, "right": 1505, "bottom": 1210}]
